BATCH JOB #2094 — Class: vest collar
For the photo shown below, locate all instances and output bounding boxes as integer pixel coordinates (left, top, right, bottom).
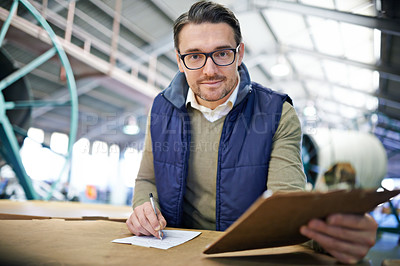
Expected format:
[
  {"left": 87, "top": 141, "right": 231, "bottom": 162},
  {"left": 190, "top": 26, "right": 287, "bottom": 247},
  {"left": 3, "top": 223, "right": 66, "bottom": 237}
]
[{"left": 163, "top": 63, "right": 252, "bottom": 110}]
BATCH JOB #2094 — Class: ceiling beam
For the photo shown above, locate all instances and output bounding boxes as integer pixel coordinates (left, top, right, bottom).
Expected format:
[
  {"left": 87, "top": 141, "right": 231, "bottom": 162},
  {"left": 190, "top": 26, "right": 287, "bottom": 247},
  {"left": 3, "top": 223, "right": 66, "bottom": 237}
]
[
  {"left": 32, "top": 76, "right": 104, "bottom": 118},
  {"left": 147, "top": 0, "right": 176, "bottom": 22},
  {"left": 140, "top": 34, "right": 175, "bottom": 61},
  {"left": 27, "top": 1, "right": 173, "bottom": 86},
  {"left": 14, "top": 59, "right": 60, "bottom": 84},
  {"left": 87, "top": 0, "right": 176, "bottom": 73},
  {"left": 88, "top": 0, "right": 155, "bottom": 43},
  {"left": 374, "top": 129, "right": 400, "bottom": 143},
  {"left": 256, "top": 10, "right": 310, "bottom": 97},
  {"left": 263, "top": 44, "right": 400, "bottom": 82},
  {"left": 282, "top": 74, "right": 400, "bottom": 110},
  {"left": 0, "top": 6, "right": 160, "bottom": 99},
  {"left": 256, "top": 0, "right": 400, "bottom": 37}
]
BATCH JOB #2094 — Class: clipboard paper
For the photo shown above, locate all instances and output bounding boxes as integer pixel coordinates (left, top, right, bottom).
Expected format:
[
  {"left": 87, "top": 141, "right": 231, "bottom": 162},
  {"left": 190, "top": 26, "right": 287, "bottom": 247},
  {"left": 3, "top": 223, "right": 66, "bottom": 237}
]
[{"left": 203, "top": 189, "right": 400, "bottom": 254}]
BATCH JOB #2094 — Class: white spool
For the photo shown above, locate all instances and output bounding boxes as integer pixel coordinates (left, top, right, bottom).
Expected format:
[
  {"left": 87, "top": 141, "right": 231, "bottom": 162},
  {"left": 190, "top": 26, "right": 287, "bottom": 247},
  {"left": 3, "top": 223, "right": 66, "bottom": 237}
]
[{"left": 304, "top": 128, "right": 387, "bottom": 189}]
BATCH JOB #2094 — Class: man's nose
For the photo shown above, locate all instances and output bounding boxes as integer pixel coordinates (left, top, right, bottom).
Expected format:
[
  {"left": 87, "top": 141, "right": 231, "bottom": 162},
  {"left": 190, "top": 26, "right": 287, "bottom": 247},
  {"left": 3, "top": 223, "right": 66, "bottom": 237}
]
[{"left": 202, "top": 56, "right": 218, "bottom": 75}]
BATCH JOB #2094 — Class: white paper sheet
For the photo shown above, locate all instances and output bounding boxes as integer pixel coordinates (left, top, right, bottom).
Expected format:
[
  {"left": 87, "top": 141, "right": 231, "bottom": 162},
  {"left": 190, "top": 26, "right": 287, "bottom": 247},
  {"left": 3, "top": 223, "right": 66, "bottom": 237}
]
[{"left": 112, "top": 230, "right": 201, "bottom": 250}]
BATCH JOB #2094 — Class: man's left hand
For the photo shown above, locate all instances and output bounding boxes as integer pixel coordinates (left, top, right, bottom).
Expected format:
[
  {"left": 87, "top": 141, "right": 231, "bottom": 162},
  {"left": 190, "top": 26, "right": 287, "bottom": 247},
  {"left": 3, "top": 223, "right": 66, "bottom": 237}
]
[{"left": 300, "top": 213, "right": 378, "bottom": 264}]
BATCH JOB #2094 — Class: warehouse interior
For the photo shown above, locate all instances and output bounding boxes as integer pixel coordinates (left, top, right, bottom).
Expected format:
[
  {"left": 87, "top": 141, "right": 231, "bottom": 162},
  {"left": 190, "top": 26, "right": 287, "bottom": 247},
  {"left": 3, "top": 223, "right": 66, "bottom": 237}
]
[{"left": 0, "top": 0, "right": 399, "bottom": 263}]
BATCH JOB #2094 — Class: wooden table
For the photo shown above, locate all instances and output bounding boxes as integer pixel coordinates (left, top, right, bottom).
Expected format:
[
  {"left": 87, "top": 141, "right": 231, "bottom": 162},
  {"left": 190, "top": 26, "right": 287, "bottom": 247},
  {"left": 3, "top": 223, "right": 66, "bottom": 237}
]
[
  {"left": 0, "top": 200, "right": 371, "bottom": 265},
  {"left": 0, "top": 199, "right": 132, "bottom": 221},
  {"left": 0, "top": 219, "right": 362, "bottom": 265}
]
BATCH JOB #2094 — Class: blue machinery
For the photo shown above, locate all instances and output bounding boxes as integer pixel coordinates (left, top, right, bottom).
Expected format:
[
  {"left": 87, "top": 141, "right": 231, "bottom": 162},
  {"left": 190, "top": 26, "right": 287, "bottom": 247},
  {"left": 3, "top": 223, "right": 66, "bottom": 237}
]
[{"left": 0, "top": 0, "right": 78, "bottom": 200}]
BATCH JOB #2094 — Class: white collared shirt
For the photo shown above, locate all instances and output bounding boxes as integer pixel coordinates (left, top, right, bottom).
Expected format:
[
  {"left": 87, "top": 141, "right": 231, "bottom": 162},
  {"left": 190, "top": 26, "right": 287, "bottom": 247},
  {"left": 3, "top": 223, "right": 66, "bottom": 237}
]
[{"left": 186, "top": 77, "right": 240, "bottom": 122}]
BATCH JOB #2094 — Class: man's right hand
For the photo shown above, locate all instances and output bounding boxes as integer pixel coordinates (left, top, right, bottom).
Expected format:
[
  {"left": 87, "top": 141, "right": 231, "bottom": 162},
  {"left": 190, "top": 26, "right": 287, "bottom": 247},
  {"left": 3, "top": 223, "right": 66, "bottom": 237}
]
[{"left": 126, "top": 202, "right": 167, "bottom": 238}]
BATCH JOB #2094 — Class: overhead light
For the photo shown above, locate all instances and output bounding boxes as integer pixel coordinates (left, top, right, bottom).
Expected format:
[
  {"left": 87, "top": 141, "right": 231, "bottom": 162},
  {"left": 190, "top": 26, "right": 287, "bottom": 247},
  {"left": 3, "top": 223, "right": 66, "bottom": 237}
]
[
  {"left": 271, "top": 63, "right": 290, "bottom": 77},
  {"left": 123, "top": 116, "right": 140, "bottom": 135},
  {"left": 370, "top": 113, "right": 378, "bottom": 125},
  {"left": 303, "top": 105, "right": 317, "bottom": 117},
  {"left": 270, "top": 55, "right": 290, "bottom": 77},
  {"left": 366, "top": 96, "right": 378, "bottom": 111}
]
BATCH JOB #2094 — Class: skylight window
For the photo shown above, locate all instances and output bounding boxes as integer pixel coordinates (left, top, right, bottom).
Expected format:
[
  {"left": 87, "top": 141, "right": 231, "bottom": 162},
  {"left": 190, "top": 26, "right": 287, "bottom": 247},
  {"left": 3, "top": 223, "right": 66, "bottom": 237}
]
[
  {"left": 322, "top": 60, "right": 349, "bottom": 87},
  {"left": 308, "top": 17, "right": 344, "bottom": 57},
  {"left": 288, "top": 53, "right": 325, "bottom": 79},
  {"left": 348, "top": 66, "right": 376, "bottom": 92},
  {"left": 342, "top": 23, "right": 375, "bottom": 64},
  {"left": 300, "top": 0, "right": 335, "bottom": 9},
  {"left": 263, "top": 9, "right": 313, "bottom": 49}
]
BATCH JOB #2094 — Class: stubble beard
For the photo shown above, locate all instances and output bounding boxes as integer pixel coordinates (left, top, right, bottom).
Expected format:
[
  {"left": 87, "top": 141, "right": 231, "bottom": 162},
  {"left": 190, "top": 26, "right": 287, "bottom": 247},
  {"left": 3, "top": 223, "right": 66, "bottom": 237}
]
[{"left": 193, "top": 75, "right": 235, "bottom": 102}]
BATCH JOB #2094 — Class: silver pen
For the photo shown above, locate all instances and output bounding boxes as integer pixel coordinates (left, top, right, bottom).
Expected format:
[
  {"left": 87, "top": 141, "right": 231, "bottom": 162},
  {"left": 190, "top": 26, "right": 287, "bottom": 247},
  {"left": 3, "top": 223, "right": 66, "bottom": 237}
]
[{"left": 149, "top": 193, "right": 163, "bottom": 240}]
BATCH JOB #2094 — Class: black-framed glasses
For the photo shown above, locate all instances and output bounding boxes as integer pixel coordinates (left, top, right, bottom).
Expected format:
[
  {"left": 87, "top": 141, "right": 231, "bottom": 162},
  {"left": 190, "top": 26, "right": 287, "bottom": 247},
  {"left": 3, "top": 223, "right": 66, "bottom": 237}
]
[{"left": 179, "top": 45, "right": 240, "bottom": 70}]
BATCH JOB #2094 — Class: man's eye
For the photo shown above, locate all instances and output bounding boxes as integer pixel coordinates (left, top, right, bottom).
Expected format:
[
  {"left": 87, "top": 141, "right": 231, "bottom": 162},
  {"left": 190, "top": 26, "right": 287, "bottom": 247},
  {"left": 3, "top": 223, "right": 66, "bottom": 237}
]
[
  {"left": 215, "top": 51, "right": 228, "bottom": 58},
  {"left": 189, "top": 54, "right": 201, "bottom": 60}
]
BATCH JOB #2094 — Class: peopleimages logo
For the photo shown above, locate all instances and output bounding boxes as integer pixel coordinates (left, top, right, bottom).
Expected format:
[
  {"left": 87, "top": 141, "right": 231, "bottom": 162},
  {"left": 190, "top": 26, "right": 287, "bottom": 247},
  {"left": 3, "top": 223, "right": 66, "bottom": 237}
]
[
  {"left": 79, "top": 111, "right": 289, "bottom": 137},
  {"left": 151, "top": 141, "right": 222, "bottom": 153},
  {"left": 150, "top": 112, "right": 286, "bottom": 135},
  {"left": 79, "top": 112, "right": 145, "bottom": 136}
]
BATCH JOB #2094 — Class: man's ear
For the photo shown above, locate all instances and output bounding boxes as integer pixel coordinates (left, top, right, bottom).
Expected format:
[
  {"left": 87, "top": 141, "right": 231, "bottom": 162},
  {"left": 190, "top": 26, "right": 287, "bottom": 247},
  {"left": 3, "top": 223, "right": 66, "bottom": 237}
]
[
  {"left": 237, "top": 43, "right": 245, "bottom": 66},
  {"left": 175, "top": 50, "right": 185, "bottom": 73}
]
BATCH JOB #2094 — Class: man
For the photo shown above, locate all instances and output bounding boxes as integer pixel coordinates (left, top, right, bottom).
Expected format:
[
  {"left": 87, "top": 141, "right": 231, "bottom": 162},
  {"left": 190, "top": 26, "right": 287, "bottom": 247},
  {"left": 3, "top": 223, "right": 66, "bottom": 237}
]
[{"left": 126, "top": 1, "right": 377, "bottom": 264}]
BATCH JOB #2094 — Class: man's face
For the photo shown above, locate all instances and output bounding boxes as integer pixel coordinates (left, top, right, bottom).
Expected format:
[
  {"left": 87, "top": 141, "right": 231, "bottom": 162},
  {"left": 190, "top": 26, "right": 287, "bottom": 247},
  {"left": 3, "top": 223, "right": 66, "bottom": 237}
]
[{"left": 175, "top": 23, "right": 244, "bottom": 109}]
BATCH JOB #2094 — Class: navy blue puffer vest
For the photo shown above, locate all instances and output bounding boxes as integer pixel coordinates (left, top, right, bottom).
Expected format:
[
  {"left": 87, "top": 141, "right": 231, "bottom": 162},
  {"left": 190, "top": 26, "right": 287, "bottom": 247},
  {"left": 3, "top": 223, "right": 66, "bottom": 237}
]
[{"left": 150, "top": 64, "right": 292, "bottom": 231}]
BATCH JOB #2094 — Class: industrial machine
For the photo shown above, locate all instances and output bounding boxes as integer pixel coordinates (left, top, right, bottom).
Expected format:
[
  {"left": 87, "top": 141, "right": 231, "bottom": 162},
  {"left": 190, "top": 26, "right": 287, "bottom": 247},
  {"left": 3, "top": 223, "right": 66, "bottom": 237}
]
[
  {"left": 302, "top": 128, "right": 399, "bottom": 237},
  {"left": 0, "top": 0, "right": 78, "bottom": 200},
  {"left": 302, "top": 128, "right": 388, "bottom": 189}
]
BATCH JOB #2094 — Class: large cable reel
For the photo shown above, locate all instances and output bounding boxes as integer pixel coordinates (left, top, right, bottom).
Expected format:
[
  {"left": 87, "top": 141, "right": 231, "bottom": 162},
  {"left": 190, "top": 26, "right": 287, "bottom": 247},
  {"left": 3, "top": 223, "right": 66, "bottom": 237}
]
[
  {"left": 302, "top": 128, "right": 387, "bottom": 190},
  {"left": 0, "top": 0, "right": 78, "bottom": 200}
]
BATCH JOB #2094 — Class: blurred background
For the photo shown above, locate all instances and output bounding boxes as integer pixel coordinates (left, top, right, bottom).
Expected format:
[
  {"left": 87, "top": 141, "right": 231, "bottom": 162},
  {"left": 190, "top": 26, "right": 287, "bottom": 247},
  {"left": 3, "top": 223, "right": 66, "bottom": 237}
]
[{"left": 0, "top": 0, "right": 399, "bottom": 211}]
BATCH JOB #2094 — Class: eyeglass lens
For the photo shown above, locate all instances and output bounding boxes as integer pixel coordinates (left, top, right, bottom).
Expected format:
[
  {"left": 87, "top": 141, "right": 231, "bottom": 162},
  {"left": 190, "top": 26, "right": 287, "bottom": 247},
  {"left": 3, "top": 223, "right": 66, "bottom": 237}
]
[{"left": 184, "top": 49, "right": 235, "bottom": 69}]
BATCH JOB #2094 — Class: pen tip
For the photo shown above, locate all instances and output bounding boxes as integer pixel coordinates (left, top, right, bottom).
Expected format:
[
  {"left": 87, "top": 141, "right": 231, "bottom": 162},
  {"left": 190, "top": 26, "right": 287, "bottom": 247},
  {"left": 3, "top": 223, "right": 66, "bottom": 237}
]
[{"left": 149, "top": 193, "right": 153, "bottom": 197}]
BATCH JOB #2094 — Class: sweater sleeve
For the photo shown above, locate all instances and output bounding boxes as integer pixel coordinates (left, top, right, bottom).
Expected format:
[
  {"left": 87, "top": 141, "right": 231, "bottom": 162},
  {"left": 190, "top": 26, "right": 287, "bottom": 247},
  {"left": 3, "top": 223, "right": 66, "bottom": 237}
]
[
  {"left": 268, "top": 102, "right": 326, "bottom": 252},
  {"left": 132, "top": 111, "right": 160, "bottom": 210},
  {"left": 267, "top": 101, "right": 307, "bottom": 192}
]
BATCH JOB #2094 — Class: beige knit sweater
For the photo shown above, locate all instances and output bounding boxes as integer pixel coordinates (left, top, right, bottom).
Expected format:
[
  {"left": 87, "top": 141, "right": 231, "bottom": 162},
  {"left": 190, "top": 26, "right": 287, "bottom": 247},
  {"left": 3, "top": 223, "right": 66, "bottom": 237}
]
[{"left": 132, "top": 101, "right": 306, "bottom": 230}]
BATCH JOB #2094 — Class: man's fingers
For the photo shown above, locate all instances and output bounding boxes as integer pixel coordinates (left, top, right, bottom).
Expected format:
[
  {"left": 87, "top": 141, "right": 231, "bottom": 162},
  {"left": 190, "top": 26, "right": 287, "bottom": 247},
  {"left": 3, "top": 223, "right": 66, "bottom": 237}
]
[
  {"left": 144, "top": 202, "right": 167, "bottom": 231},
  {"left": 137, "top": 204, "right": 160, "bottom": 237},
  {"left": 300, "top": 213, "right": 378, "bottom": 264},
  {"left": 126, "top": 205, "right": 158, "bottom": 237},
  {"left": 300, "top": 225, "right": 370, "bottom": 264},
  {"left": 327, "top": 213, "right": 378, "bottom": 231},
  {"left": 156, "top": 208, "right": 167, "bottom": 229},
  {"left": 300, "top": 225, "right": 370, "bottom": 256},
  {"left": 126, "top": 216, "right": 137, "bottom": 234},
  {"left": 328, "top": 250, "right": 361, "bottom": 265},
  {"left": 126, "top": 212, "right": 149, "bottom": 236},
  {"left": 305, "top": 215, "right": 377, "bottom": 246},
  {"left": 308, "top": 220, "right": 376, "bottom": 246},
  {"left": 126, "top": 202, "right": 167, "bottom": 239},
  {"left": 142, "top": 202, "right": 167, "bottom": 234}
]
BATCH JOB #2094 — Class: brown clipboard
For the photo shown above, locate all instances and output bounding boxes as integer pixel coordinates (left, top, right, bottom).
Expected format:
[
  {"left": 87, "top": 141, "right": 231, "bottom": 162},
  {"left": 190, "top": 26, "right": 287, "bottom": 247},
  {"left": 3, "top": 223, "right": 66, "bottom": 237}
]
[{"left": 203, "top": 189, "right": 400, "bottom": 254}]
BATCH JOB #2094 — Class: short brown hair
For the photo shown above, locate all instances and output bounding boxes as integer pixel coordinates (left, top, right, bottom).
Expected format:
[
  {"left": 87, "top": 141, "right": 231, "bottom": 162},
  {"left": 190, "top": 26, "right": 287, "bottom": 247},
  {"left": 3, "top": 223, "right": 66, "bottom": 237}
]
[{"left": 173, "top": 1, "right": 242, "bottom": 51}]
